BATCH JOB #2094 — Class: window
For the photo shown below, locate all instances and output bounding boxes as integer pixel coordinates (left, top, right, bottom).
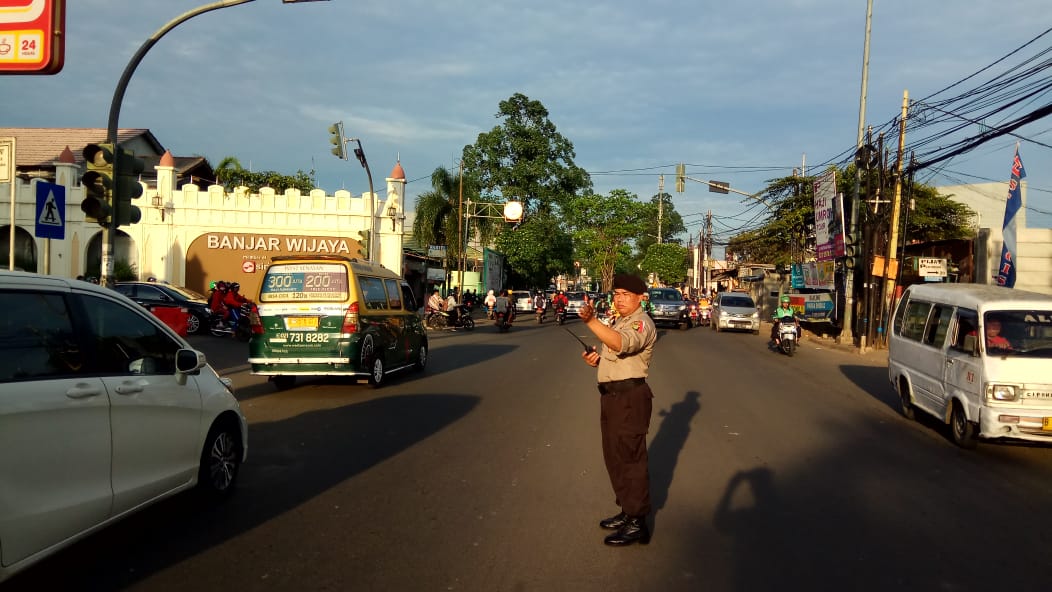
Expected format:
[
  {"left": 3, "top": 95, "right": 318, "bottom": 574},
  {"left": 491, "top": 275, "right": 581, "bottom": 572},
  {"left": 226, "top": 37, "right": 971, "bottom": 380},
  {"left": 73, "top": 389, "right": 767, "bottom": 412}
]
[
  {"left": 81, "top": 295, "right": 179, "bottom": 375},
  {"left": 384, "top": 279, "right": 403, "bottom": 310},
  {"left": 951, "top": 309, "right": 979, "bottom": 352},
  {"left": 924, "top": 304, "right": 953, "bottom": 347},
  {"left": 135, "top": 284, "right": 167, "bottom": 303},
  {"left": 0, "top": 292, "right": 82, "bottom": 382},
  {"left": 359, "top": 276, "right": 389, "bottom": 310},
  {"left": 401, "top": 284, "right": 418, "bottom": 312},
  {"left": 900, "top": 301, "right": 932, "bottom": 342}
]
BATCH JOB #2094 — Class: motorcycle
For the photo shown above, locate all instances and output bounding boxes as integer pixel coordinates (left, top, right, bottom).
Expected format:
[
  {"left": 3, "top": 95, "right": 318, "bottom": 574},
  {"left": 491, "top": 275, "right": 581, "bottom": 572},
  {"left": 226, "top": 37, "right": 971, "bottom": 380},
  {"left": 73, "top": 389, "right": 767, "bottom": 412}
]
[
  {"left": 210, "top": 301, "right": 256, "bottom": 341},
  {"left": 495, "top": 308, "right": 513, "bottom": 333},
  {"left": 554, "top": 305, "right": 567, "bottom": 325},
  {"left": 776, "top": 314, "right": 799, "bottom": 356},
  {"left": 426, "top": 305, "right": 475, "bottom": 330},
  {"left": 698, "top": 306, "right": 711, "bottom": 327},
  {"left": 535, "top": 306, "right": 546, "bottom": 324}
]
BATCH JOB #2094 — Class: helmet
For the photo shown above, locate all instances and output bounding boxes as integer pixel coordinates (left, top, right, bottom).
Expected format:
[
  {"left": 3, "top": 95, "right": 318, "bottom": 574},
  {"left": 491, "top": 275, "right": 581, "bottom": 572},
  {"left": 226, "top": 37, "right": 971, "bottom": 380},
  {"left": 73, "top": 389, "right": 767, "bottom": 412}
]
[
  {"left": 209, "top": 280, "right": 217, "bottom": 290},
  {"left": 231, "top": 283, "right": 240, "bottom": 292},
  {"left": 780, "top": 295, "right": 791, "bottom": 304},
  {"left": 216, "top": 281, "right": 228, "bottom": 291}
]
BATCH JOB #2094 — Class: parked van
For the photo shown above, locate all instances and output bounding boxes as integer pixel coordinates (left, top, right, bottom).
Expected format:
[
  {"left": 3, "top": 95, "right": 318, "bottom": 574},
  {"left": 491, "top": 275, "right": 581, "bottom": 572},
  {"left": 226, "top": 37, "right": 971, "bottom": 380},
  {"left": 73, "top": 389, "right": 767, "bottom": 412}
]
[
  {"left": 888, "top": 283, "right": 1052, "bottom": 448},
  {"left": 248, "top": 255, "right": 427, "bottom": 389}
]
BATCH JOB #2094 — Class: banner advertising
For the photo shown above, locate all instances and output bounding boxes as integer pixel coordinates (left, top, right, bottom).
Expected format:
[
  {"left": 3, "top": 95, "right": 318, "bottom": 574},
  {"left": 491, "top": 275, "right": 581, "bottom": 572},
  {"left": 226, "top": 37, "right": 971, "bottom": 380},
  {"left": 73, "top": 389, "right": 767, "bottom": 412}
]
[
  {"left": 794, "top": 261, "right": 835, "bottom": 290},
  {"left": 996, "top": 147, "right": 1025, "bottom": 288},
  {"left": 813, "top": 170, "right": 845, "bottom": 262}
]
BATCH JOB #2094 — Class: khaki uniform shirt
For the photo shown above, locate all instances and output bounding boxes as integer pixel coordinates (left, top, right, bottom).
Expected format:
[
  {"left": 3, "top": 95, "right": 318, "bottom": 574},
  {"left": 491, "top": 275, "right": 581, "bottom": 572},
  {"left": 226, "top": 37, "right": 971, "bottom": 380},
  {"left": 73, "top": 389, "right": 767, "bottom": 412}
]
[{"left": 597, "top": 305, "right": 656, "bottom": 382}]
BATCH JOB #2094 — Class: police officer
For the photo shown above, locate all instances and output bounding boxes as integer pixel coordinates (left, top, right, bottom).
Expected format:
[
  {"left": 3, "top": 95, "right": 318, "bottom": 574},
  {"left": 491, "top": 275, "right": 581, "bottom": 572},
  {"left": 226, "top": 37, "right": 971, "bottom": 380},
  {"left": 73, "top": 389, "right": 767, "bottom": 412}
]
[{"left": 578, "top": 273, "right": 657, "bottom": 546}]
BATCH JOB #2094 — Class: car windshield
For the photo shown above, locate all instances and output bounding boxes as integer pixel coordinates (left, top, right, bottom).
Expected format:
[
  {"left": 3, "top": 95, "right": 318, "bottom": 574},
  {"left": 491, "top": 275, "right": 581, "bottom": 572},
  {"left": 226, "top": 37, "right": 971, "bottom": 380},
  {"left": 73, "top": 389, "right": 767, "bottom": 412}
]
[
  {"left": 722, "top": 296, "right": 755, "bottom": 308},
  {"left": 567, "top": 292, "right": 585, "bottom": 300},
  {"left": 649, "top": 290, "right": 681, "bottom": 301}
]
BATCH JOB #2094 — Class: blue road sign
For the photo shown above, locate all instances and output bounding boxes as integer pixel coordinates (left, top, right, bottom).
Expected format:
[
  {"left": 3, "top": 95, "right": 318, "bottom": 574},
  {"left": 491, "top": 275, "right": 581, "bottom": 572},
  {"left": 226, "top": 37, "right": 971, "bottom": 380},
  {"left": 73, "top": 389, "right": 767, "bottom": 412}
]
[{"left": 36, "top": 181, "right": 65, "bottom": 240}]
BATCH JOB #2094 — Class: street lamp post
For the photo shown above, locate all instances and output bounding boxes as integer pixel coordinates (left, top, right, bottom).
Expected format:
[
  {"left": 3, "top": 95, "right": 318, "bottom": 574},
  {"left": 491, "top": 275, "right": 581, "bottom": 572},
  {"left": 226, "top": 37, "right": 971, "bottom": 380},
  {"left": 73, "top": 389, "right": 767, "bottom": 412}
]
[{"left": 98, "top": 0, "right": 325, "bottom": 286}]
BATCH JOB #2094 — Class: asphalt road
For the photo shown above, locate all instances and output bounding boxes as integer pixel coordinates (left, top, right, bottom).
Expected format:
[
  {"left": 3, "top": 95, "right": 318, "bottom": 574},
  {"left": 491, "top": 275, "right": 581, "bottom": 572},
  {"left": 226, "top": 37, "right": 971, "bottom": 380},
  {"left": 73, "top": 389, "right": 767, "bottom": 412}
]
[{"left": 7, "top": 316, "right": 1052, "bottom": 591}]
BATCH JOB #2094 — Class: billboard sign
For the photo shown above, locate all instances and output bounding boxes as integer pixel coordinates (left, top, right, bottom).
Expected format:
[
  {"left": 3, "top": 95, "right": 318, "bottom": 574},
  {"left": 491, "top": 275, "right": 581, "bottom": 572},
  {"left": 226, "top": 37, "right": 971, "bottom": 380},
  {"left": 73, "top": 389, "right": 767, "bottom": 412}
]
[
  {"left": 813, "top": 170, "right": 845, "bottom": 262},
  {"left": 0, "top": 0, "right": 65, "bottom": 75}
]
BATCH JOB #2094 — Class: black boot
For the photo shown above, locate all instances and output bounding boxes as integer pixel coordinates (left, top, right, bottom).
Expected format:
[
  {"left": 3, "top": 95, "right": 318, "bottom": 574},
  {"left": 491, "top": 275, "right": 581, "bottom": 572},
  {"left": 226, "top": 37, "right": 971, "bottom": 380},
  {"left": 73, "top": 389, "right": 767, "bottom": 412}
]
[
  {"left": 603, "top": 516, "right": 650, "bottom": 546},
  {"left": 599, "top": 511, "right": 627, "bottom": 530}
]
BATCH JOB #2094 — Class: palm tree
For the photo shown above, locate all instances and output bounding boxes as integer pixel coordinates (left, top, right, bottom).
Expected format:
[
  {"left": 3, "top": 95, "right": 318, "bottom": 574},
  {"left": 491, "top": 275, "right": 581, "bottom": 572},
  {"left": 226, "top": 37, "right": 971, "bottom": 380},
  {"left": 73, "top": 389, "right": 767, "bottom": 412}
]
[
  {"left": 412, "top": 166, "right": 501, "bottom": 270},
  {"left": 214, "top": 156, "right": 244, "bottom": 189}
]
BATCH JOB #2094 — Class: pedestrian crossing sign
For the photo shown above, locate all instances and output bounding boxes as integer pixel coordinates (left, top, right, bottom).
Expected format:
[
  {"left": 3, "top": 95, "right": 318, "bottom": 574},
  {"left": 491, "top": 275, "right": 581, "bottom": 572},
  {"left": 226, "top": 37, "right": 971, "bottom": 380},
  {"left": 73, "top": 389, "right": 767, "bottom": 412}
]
[{"left": 35, "top": 181, "right": 65, "bottom": 239}]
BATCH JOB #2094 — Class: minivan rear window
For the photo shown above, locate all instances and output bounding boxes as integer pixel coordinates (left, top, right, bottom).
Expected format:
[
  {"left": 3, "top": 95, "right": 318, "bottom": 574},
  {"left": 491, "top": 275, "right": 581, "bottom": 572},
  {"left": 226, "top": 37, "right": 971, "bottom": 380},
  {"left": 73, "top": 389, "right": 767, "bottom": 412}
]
[{"left": 259, "top": 263, "right": 350, "bottom": 302}]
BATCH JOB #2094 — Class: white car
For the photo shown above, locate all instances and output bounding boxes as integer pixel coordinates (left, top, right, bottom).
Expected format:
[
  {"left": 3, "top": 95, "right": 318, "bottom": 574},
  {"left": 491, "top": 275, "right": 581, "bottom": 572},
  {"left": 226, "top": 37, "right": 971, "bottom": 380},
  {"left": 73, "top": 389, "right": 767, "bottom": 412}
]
[{"left": 0, "top": 271, "right": 248, "bottom": 583}]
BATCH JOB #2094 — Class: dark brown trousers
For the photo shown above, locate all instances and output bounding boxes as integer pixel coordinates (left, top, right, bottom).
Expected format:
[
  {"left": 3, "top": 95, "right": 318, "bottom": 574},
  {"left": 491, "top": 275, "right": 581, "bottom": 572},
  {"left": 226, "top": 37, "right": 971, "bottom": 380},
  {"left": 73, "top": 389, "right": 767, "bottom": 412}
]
[{"left": 598, "top": 382, "right": 653, "bottom": 518}]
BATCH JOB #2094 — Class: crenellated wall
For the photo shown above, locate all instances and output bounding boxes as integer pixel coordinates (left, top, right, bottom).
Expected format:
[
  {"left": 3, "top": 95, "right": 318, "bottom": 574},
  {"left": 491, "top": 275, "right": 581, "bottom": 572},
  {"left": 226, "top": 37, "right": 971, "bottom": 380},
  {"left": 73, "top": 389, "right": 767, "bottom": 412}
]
[{"left": 1, "top": 159, "right": 407, "bottom": 295}]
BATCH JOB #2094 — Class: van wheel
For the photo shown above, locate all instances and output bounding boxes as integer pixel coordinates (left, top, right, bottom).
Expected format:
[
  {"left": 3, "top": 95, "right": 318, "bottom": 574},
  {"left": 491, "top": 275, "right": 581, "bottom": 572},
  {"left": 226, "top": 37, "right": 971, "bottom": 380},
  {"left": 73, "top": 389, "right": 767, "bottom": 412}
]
[
  {"left": 950, "top": 401, "right": 978, "bottom": 449},
  {"left": 898, "top": 378, "right": 915, "bottom": 420},
  {"left": 368, "top": 356, "right": 385, "bottom": 387},
  {"left": 272, "top": 375, "right": 295, "bottom": 390},
  {"left": 413, "top": 343, "right": 428, "bottom": 372},
  {"left": 360, "top": 334, "right": 384, "bottom": 387}
]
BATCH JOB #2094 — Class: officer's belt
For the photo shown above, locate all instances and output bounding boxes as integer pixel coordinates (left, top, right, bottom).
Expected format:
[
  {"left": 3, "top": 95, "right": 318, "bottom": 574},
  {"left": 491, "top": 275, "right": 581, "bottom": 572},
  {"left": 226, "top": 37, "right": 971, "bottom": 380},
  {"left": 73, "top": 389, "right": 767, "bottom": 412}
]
[{"left": 597, "top": 377, "right": 646, "bottom": 395}]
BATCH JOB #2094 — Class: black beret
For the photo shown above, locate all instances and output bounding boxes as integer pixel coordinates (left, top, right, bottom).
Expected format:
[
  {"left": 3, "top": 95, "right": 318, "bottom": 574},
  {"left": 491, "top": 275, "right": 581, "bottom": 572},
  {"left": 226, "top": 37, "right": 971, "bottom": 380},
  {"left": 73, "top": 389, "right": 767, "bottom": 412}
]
[{"left": 612, "top": 273, "right": 647, "bottom": 295}]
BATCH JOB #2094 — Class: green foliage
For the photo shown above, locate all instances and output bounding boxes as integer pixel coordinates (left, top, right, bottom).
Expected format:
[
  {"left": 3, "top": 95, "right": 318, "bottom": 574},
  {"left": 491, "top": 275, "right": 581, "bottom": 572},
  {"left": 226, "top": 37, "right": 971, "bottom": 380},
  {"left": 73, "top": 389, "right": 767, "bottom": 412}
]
[
  {"left": 461, "top": 93, "right": 592, "bottom": 216},
  {"left": 563, "top": 189, "right": 649, "bottom": 291},
  {"left": 213, "top": 156, "right": 314, "bottom": 193},
  {"left": 726, "top": 165, "right": 975, "bottom": 265},
  {"left": 412, "top": 167, "right": 500, "bottom": 272},
  {"left": 635, "top": 192, "right": 686, "bottom": 257},
  {"left": 494, "top": 212, "right": 573, "bottom": 288},
  {"left": 640, "top": 243, "right": 689, "bottom": 284},
  {"left": 84, "top": 259, "right": 137, "bottom": 281}
]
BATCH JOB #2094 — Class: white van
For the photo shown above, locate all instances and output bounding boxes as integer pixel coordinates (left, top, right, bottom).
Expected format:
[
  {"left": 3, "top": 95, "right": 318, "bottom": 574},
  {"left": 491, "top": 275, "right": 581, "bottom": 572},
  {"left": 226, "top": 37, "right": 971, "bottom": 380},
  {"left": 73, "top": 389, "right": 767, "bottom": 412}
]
[{"left": 888, "top": 283, "right": 1052, "bottom": 448}]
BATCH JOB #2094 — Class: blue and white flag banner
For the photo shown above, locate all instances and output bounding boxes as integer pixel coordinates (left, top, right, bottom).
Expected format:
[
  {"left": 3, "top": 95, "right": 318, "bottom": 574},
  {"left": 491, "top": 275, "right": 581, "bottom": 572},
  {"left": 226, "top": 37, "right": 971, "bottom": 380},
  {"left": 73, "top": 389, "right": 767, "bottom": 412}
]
[{"left": 995, "top": 147, "right": 1025, "bottom": 288}]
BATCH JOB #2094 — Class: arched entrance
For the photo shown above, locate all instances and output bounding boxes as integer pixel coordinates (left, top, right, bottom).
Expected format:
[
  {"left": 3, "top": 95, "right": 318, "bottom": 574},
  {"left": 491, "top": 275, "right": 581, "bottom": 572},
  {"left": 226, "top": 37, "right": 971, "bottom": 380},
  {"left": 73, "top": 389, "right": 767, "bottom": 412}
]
[
  {"left": 0, "top": 225, "right": 38, "bottom": 272},
  {"left": 85, "top": 229, "right": 139, "bottom": 280}
]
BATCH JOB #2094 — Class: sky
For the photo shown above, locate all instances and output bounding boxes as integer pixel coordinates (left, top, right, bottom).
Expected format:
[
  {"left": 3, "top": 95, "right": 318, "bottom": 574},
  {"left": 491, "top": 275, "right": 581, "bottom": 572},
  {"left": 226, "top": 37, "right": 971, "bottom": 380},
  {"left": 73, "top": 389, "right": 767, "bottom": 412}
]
[{"left": 4, "top": 0, "right": 1050, "bottom": 253}]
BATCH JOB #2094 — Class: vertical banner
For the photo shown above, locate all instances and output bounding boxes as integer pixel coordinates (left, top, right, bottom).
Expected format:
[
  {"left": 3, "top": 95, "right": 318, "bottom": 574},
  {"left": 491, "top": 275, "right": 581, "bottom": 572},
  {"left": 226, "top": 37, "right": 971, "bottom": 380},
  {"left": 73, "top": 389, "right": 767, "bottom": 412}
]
[
  {"left": 813, "top": 170, "right": 843, "bottom": 261},
  {"left": 995, "top": 147, "right": 1025, "bottom": 288}
]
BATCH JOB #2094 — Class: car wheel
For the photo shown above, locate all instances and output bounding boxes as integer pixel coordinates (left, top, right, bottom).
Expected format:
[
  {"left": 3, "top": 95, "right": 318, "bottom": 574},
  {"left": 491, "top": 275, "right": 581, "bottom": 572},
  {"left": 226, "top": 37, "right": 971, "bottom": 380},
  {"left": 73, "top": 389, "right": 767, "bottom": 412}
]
[
  {"left": 950, "top": 400, "right": 977, "bottom": 449},
  {"left": 368, "top": 355, "right": 385, "bottom": 387},
  {"left": 273, "top": 375, "right": 296, "bottom": 390},
  {"left": 413, "top": 342, "right": 428, "bottom": 372},
  {"left": 197, "top": 420, "right": 242, "bottom": 498},
  {"left": 187, "top": 311, "right": 206, "bottom": 335}
]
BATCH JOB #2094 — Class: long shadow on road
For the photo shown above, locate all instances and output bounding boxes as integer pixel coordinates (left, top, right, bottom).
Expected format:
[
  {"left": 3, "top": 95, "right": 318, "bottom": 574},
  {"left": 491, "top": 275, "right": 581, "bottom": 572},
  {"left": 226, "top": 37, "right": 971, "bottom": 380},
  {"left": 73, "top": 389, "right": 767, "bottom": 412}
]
[{"left": 3, "top": 393, "right": 479, "bottom": 591}]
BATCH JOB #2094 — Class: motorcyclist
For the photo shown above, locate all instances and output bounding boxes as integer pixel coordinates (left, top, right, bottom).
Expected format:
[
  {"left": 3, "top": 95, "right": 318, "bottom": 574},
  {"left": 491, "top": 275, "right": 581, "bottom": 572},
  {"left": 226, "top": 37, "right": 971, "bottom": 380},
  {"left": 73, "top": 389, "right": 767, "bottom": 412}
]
[
  {"left": 533, "top": 290, "right": 548, "bottom": 319},
  {"left": 771, "top": 294, "right": 799, "bottom": 345},
  {"left": 224, "top": 282, "right": 250, "bottom": 325},
  {"left": 552, "top": 290, "right": 569, "bottom": 315},
  {"left": 484, "top": 289, "right": 497, "bottom": 319},
  {"left": 209, "top": 281, "right": 229, "bottom": 326},
  {"left": 494, "top": 289, "right": 513, "bottom": 325}
]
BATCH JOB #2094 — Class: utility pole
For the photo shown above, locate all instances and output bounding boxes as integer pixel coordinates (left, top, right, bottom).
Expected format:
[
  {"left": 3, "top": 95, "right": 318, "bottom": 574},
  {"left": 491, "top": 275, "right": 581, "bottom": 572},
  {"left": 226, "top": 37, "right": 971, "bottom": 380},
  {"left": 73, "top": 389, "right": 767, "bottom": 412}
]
[
  {"left": 457, "top": 160, "right": 464, "bottom": 294},
  {"left": 845, "top": 0, "right": 874, "bottom": 347},
  {"left": 657, "top": 175, "right": 664, "bottom": 243},
  {"left": 704, "top": 210, "right": 712, "bottom": 295},
  {"left": 881, "top": 90, "right": 909, "bottom": 345}
]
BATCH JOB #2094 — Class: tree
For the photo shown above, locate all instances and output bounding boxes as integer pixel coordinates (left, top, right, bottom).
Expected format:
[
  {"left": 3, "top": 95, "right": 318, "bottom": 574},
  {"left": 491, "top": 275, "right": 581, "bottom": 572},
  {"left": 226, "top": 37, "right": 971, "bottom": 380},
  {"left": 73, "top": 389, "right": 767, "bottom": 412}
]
[
  {"left": 412, "top": 167, "right": 502, "bottom": 279},
  {"left": 494, "top": 211, "right": 573, "bottom": 288},
  {"left": 212, "top": 155, "right": 314, "bottom": 193},
  {"left": 640, "top": 242, "right": 689, "bottom": 285},
  {"left": 461, "top": 93, "right": 592, "bottom": 216},
  {"left": 460, "top": 93, "right": 593, "bottom": 283},
  {"left": 563, "top": 189, "right": 649, "bottom": 291}
]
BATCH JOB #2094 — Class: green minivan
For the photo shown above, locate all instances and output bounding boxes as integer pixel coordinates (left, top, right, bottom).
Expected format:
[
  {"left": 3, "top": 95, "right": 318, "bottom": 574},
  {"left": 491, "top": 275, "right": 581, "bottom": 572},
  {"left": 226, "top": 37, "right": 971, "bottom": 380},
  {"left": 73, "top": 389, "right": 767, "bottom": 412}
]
[{"left": 248, "top": 255, "right": 427, "bottom": 389}]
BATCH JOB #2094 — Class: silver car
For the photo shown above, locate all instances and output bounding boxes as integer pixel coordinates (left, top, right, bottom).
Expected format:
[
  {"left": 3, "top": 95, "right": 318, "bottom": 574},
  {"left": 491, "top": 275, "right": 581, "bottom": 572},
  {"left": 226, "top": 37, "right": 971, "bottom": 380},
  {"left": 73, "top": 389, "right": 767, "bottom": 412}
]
[{"left": 711, "top": 292, "right": 761, "bottom": 333}]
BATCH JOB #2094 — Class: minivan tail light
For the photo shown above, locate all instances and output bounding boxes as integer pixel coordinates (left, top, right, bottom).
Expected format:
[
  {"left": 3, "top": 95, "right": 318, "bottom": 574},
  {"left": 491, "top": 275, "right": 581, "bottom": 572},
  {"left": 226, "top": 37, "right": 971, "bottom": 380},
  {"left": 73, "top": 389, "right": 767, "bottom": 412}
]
[
  {"left": 248, "top": 304, "right": 264, "bottom": 334},
  {"left": 341, "top": 302, "right": 360, "bottom": 334}
]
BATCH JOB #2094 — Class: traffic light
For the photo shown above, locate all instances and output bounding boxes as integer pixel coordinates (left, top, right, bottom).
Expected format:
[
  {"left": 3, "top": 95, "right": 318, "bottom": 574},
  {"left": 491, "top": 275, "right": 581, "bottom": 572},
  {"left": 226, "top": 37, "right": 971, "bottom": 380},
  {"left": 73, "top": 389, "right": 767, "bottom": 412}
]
[
  {"left": 844, "top": 232, "right": 860, "bottom": 270},
  {"left": 675, "top": 163, "right": 685, "bottom": 193},
  {"left": 328, "top": 121, "right": 347, "bottom": 160},
  {"left": 81, "top": 143, "right": 114, "bottom": 226},
  {"left": 357, "top": 229, "right": 370, "bottom": 260},
  {"left": 353, "top": 146, "right": 367, "bottom": 169},
  {"left": 114, "top": 147, "right": 144, "bottom": 226}
]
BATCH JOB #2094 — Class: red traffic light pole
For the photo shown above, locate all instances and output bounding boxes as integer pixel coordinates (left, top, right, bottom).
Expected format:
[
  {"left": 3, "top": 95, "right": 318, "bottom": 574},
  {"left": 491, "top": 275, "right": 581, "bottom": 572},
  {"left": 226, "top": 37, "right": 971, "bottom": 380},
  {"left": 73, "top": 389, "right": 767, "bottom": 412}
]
[{"left": 98, "top": 0, "right": 326, "bottom": 286}]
